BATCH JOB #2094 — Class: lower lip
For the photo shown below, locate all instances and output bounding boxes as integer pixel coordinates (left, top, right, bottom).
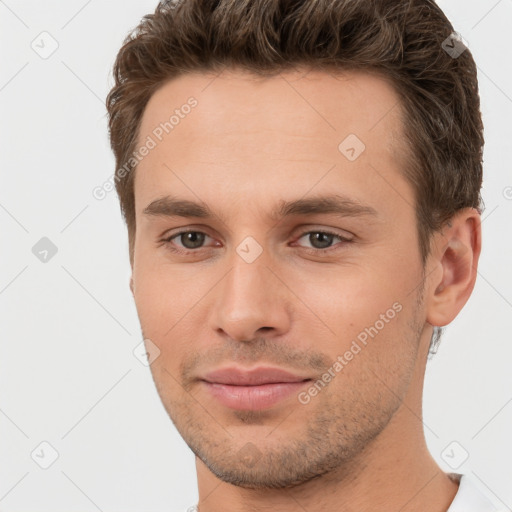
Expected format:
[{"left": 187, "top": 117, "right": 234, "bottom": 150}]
[{"left": 202, "top": 380, "right": 311, "bottom": 410}]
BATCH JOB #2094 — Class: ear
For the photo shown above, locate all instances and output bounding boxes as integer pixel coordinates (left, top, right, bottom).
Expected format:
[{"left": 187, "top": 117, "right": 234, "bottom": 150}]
[
  {"left": 426, "top": 208, "right": 482, "bottom": 327},
  {"left": 129, "top": 275, "right": 135, "bottom": 296}
]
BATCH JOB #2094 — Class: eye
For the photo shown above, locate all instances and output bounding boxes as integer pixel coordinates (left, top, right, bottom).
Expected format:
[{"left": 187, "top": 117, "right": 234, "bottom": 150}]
[
  {"left": 294, "top": 230, "right": 352, "bottom": 252},
  {"left": 160, "top": 228, "right": 353, "bottom": 256},
  {"left": 162, "top": 230, "right": 216, "bottom": 253}
]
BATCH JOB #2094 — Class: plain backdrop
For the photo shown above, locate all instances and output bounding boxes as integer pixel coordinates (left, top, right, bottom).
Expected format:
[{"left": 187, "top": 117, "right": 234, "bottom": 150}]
[{"left": 1, "top": 1, "right": 511, "bottom": 511}]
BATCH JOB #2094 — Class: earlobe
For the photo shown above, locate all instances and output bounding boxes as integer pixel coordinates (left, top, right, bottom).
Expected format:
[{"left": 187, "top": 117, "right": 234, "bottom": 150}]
[{"left": 426, "top": 209, "right": 481, "bottom": 327}]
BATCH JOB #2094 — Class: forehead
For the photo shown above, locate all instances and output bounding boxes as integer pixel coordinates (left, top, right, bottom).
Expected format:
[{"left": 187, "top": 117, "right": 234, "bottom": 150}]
[
  {"left": 139, "top": 66, "right": 403, "bottom": 145},
  {"left": 134, "top": 67, "right": 410, "bottom": 219}
]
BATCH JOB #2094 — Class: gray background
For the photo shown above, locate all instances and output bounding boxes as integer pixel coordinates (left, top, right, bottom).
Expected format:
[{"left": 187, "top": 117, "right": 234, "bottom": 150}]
[{"left": 1, "top": 0, "right": 511, "bottom": 511}]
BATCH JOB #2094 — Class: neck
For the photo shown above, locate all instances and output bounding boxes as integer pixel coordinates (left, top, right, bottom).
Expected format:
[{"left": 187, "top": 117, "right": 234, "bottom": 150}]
[{"left": 195, "top": 418, "right": 459, "bottom": 512}]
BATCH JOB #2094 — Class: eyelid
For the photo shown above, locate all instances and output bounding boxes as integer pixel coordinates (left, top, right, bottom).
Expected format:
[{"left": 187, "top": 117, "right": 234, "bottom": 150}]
[{"left": 160, "top": 224, "right": 216, "bottom": 239}]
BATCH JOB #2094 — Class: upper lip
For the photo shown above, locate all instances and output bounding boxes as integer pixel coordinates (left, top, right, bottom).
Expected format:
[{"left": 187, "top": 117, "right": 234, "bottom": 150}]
[{"left": 201, "top": 366, "right": 312, "bottom": 386}]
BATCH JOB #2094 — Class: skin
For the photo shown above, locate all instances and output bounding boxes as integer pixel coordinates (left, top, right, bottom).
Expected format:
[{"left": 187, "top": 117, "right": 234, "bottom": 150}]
[{"left": 129, "top": 67, "right": 481, "bottom": 511}]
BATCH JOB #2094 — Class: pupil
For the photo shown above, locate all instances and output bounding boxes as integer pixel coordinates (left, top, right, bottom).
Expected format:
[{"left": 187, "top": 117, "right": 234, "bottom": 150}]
[
  {"left": 182, "top": 232, "right": 205, "bottom": 249},
  {"left": 311, "top": 233, "right": 332, "bottom": 249}
]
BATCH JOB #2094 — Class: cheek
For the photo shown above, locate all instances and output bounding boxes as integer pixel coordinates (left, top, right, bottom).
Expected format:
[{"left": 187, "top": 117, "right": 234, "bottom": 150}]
[
  {"left": 132, "top": 263, "right": 178, "bottom": 344},
  {"left": 133, "top": 247, "right": 194, "bottom": 313},
  {"left": 288, "top": 271, "right": 422, "bottom": 391},
  {"left": 289, "top": 262, "right": 415, "bottom": 341},
  {"left": 132, "top": 261, "right": 216, "bottom": 364},
  {"left": 314, "top": 285, "right": 420, "bottom": 409}
]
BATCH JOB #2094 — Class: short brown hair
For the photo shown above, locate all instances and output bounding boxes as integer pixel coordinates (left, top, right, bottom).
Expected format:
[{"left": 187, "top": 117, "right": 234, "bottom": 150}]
[{"left": 107, "top": 0, "right": 484, "bottom": 319}]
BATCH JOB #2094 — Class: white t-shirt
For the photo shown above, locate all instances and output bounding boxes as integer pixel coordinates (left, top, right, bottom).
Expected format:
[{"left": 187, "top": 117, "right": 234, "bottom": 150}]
[
  {"left": 447, "top": 473, "right": 504, "bottom": 511},
  {"left": 183, "top": 473, "right": 504, "bottom": 511}
]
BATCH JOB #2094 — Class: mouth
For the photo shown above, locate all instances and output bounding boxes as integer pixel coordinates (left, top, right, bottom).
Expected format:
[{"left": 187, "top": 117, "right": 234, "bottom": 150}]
[
  {"left": 199, "top": 366, "right": 313, "bottom": 410},
  {"left": 201, "top": 366, "right": 312, "bottom": 385}
]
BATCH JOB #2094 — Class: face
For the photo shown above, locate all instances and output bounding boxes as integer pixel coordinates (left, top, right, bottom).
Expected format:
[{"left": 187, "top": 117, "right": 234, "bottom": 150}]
[{"left": 131, "top": 68, "right": 430, "bottom": 489}]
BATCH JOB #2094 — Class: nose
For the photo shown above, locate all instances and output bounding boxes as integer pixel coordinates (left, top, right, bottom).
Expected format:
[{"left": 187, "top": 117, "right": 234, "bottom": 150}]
[{"left": 209, "top": 251, "right": 292, "bottom": 343}]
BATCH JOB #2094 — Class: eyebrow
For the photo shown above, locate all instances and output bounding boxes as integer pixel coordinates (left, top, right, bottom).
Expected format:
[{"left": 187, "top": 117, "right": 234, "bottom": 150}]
[{"left": 142, "top": 194, "right": 378, "bottom": 223}]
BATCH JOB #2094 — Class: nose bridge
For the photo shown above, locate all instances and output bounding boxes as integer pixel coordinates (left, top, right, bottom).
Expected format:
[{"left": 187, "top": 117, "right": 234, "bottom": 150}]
[{"left": 210, "top": 243, "right": 291, "bottom": 341}]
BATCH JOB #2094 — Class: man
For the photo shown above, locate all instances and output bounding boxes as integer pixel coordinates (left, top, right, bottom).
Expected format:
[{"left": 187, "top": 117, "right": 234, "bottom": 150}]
[{"left": 106, "top": 1, "right": 501, "bottom": 510}]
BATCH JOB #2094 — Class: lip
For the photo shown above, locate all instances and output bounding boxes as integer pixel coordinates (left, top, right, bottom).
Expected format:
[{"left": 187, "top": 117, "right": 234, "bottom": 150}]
[
  {"left": 200, "top": 366, "right": 312, "bottom": 410},
  {"left": 201, "top": 366, "right": 311, "bottom": 386}
]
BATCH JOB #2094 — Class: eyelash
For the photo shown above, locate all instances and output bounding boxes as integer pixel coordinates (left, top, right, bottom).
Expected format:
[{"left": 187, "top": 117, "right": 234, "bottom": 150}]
[{"left": 160, "top": 228, "right": 352, "bottom": 256}]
